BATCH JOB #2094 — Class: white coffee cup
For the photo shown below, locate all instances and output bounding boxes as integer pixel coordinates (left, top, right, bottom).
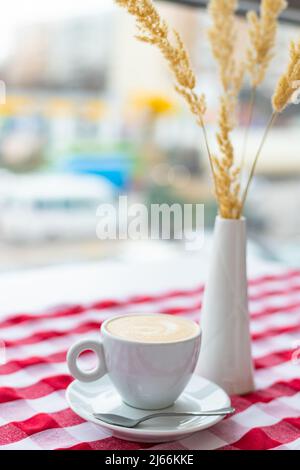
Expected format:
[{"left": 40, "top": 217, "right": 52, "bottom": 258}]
[{"left": 67, "top": 314, "right": 201, "bottom": 410}]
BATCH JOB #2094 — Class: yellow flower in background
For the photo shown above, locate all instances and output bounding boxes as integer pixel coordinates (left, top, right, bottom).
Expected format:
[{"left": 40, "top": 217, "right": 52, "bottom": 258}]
[{"left": 132, "top": 92, "right": 178, "bottom": 117}]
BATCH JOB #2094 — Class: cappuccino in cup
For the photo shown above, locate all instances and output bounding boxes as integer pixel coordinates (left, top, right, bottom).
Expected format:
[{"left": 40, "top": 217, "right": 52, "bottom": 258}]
[{"left": 105, "top": 314, "right": 199, "bottom": 343}]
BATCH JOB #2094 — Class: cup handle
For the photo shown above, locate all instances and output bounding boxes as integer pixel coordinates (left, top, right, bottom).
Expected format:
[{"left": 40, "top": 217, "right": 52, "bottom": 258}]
[{"left": 67, "top": 339, "right": 107, "bottom": 383}]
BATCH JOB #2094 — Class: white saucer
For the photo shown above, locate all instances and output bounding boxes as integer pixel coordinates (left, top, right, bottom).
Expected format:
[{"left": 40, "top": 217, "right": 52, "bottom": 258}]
[{"left": 66, "top": 375, "right": 231, "bottom": 443}]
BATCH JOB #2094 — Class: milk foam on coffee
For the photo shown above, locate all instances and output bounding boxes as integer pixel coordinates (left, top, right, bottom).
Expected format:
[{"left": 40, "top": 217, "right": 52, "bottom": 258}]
[{"left": 105, "top": 314, "right": 199, "bottom": 343}]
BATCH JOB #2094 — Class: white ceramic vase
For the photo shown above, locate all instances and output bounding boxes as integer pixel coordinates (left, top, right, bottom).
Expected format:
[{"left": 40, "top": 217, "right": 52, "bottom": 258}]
[{"left": 196, "top": 216, "right": 255, "bottom": 395}]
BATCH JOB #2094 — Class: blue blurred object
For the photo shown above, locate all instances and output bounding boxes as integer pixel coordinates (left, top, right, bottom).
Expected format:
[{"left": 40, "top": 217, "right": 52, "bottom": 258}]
[{"left": 61, "top": 154, "right": 133, "bottom": 190}]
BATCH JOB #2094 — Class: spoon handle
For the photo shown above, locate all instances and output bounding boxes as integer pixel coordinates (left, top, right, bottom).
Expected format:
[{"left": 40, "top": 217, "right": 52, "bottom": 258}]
[{"left": 137, "top": 406, "right": 235, "bottom": 425}]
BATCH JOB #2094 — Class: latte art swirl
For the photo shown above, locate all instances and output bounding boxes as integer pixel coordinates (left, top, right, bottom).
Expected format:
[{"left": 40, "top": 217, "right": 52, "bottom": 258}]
[{"left": 105, "top": 314, "right": 199, "bottom": 343}]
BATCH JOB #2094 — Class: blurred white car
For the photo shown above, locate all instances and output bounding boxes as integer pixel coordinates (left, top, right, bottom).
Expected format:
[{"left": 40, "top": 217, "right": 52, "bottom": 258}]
[{"left": 0, "top": 172, "right": 115, "bottom": 242}]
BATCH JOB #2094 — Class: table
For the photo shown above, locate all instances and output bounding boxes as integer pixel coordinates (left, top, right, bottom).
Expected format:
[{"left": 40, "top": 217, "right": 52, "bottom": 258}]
[{"left": 0, "top": 252, "right": 299, "bottom": 450}]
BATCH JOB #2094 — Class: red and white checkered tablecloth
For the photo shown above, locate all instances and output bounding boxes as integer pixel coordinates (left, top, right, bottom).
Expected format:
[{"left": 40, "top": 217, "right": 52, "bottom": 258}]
[{"left": 0, "top": 268, "right": 300, "bottom": 450}]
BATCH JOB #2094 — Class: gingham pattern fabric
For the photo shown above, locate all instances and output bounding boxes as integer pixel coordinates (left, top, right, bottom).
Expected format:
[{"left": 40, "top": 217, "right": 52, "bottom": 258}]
[{"left": 0, "top": 269, "right": 300, "bottom": 450}]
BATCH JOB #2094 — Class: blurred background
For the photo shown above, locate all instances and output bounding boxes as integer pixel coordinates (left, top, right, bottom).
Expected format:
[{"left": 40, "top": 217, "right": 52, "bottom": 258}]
[{"left": 0, "top": 0, "right": 299, "bottom": 271}]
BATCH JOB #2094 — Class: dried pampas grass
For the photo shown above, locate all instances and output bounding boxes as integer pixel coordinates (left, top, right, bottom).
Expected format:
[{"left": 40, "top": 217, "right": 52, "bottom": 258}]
[
  {"left": 240, "top": 37, "right": 300, "bottom": 213},
  {"left": 213, "top": 99, "right": 241, "bottom": 219},
  {"left": 272, "top": 39, "right": 300, "bottom": 112},
  {"left": 208, "top": 0, "right": 244, "bottom": 100},
  {"left": 241, "top": 38, "right": 300, "bottom": 213},
  {"left": 208, "top": 0, "right": 243, "bottom": 218},
  {"left": 247, "top": 0, "right": 287, "bottom": 88},
  {"left": 115, "top": 1, "right": 198, "bottom": 96},
  {"left": 115, "top": 0, "right": 215, "bottom": 178},
  {"left": 240, "top": 0, "right": 287, "bottom": 174},
  {"left": 115, "top": 0, "right": 299, "bottom": 220}
]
